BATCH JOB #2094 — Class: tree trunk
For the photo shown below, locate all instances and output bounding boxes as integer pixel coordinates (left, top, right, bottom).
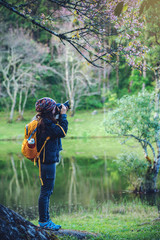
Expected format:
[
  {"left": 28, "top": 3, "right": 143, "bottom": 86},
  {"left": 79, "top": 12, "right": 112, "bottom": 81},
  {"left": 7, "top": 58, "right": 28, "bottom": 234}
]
[
  {"left": 101, "top": 62, "right": 107, "bottom": 104},
  {"left": 107, "top": 65, "right": 111, "bottom": 92},
  {"left": 21, "top": 87, "right": 29, "bottom": 119},
  {"left": 65, "top": 46, "right": 73, "bottom": 116},
  {"left": 98, "top": 64, "right": 102, "bottom": 92},
  {"left": 142, "top": 65, "right": 160, "bottom": 193},
  {"left": 153, "top": 65, "right": 160, "bottom": 190},
  {"left": 0, "top": 204, "right": 57, "bottom": 240},
  {"left": 18, "top": 88, "right": 22, "bottom": 115},
  {"left": 70, "top": 99, "right": 75, "bottom": 116},
  {"left": 116, "top": 54, "right": 119, "bottom": 88},
  {"left": 143, "top": 59, "right": 147, "bottom": 78},
  {"left": 9, "top": 83, "right": 18, "bottom": 122},
  {"left": 0, "top": 204, "right": 97, "bottom": 240},
  {"left": 9, "top": 99, "right": 16, "bottom": 122},
  {"left": 142, "top": 166, "right": 157, "bottom": 193}
]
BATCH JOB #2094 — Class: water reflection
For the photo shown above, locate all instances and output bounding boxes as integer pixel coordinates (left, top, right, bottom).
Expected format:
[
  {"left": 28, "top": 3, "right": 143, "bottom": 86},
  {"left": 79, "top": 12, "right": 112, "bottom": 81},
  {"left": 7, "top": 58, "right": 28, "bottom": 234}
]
[
  {"left": 9, "top": 155, "right": 20, "bottom": 199},
  {"left": 68, "top": 157, "right": 77, "bottom": 212},
  {"left": 0, "top": 150, "right": 160, "bottom": 220}
]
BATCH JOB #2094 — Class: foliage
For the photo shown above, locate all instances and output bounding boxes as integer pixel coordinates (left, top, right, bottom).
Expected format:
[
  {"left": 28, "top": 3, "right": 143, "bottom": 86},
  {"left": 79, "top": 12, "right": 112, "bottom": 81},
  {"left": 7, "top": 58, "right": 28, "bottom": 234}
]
[
  {"left": 110, "top": 61, "right": 132, "bottom": 96},
  {"left": 0, "top": 0, "right": 158, "bottom": 117},
  {"left": 114, "top": 152, "right": 148, "bottom": 189},
  {"left": 128, "top": 69, "right": 154, "bottom": 93},
  {"left": 104, "top": 90, "right": 160, "bottom": 192},
  {"left": 0, "top": 0, "right": 158, "bottom": 116},
  {"left": 105, "top": 92, "right": 118, "bottom": 109},
  {"left": 77, "top": 92, "right": 103, "bottom": 110},
  {"left": 105, "top": 91, "right": 157, "bottom": 142},
  {"left": 122, "top": 0, "right": 160, "bottom": 71},
  {"left": 144, "top": 1, "right": 160, "bottom": 69},
  {"left": 0, "top": 0, "right": 147, "bottom": 68}
]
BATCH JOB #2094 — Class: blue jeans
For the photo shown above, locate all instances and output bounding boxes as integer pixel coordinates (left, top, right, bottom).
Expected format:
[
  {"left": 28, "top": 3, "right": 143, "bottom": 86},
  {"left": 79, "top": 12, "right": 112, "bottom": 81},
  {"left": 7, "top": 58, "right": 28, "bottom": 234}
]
[{"left": 38, "top": 163, "right": 56, "bottom": 223}]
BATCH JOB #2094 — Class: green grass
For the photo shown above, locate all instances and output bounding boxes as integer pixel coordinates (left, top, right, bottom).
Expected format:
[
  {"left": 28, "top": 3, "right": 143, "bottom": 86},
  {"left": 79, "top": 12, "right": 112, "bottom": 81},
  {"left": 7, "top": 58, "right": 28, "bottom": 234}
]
[
  {"left": 0, "top": 109, "right": 108, "bottom": 139},
  {"left": 31, "top": 201, "right": 160, "bottom": 240},
  {"left": 0, "top": 110, "right": 143, "bottom": 159},
  {"left": 0, "top": 110, "right": 36, "bottom": 140}
]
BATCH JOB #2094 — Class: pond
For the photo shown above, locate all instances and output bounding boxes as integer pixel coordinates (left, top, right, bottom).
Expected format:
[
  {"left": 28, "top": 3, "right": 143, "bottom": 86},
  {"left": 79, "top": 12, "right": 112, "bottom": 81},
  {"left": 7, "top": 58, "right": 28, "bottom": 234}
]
[{"left": 0, "top": 138, "right": 160, "bottom": 220}]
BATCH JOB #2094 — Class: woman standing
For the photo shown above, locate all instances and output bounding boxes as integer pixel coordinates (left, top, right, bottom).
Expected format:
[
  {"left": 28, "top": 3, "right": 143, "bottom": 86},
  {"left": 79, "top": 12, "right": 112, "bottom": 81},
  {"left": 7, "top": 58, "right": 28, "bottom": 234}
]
[{"left": 35, "top": 97, "right": 68, "bottom": 230}]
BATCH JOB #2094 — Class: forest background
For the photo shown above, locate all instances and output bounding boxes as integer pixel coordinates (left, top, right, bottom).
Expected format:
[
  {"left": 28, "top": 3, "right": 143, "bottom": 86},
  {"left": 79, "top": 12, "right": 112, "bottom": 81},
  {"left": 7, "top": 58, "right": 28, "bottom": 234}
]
[
  {"left": 0, "top": 1, "right": 160, "bottom": 240},
  {"left": 0, "top": 0, "right": 158, "bottom": 121}
]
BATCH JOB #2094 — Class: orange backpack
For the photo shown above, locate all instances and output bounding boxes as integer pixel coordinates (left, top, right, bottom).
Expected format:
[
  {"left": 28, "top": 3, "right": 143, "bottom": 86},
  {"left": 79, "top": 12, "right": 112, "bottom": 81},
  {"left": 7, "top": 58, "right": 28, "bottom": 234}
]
[{"left": 21, "top": 120, "right": 50, "bottom": 185}]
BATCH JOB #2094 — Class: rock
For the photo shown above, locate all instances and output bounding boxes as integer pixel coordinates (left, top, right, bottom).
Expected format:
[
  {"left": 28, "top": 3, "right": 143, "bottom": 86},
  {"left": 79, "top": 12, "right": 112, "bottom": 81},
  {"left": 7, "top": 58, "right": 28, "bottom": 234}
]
[
  {"left": 93, "top": 155, "right": 99, "bottom": 160},
  {"left": 74, "top": 119, "right": 83, "bottom": 122},
  {"left": 91, "top": 110, "right": 98, "bottom": 115},
  {"left": 0, "top": 204, "right": 98, "bottom": 239}
]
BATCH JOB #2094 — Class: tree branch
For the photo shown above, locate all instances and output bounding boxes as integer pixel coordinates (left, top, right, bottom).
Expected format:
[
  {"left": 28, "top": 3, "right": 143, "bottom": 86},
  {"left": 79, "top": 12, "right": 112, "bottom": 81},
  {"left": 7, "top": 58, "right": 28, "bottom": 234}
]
[
  {"left": 0, "top": 0, "right": 63, "bottom": 39},
  {"left": 123, "top": 134, "right": 156, "bottom": 163},
  {"left": 0, "top": 0, "right": 107, "bottom": 67}
]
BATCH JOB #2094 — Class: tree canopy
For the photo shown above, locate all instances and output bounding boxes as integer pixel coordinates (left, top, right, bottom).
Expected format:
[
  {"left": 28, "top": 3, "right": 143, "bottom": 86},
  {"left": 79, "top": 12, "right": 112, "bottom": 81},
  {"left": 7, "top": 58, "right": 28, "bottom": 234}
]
[
  {"left": 105, "top": 90, "right": 160, "bottom": 192},
  {"left": 0, "top": 0, "right": 152, "bottom": 68}
]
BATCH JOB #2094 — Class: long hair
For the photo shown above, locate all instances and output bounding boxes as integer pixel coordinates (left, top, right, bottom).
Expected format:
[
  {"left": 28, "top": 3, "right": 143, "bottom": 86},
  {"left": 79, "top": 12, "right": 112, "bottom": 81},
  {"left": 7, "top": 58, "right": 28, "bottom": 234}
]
[{"left": 36, "top": 111, "right": 57, "bottom": 135}]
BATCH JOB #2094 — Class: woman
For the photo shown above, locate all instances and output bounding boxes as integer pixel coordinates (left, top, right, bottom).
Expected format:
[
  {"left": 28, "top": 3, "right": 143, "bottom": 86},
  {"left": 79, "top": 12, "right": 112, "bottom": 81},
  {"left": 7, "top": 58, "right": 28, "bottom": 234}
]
[{"left": 35, "top": 97, "right": 68, "bottom": 230}]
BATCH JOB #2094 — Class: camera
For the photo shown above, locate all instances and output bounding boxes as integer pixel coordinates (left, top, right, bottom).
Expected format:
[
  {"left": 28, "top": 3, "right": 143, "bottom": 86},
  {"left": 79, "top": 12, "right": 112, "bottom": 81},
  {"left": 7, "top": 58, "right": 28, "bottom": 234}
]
[
  {"left": 55, "top": 100, "right": 70, "bottom": 119},
  {"left": 56, "top": 100, "right": 70, "bottom": 110}
]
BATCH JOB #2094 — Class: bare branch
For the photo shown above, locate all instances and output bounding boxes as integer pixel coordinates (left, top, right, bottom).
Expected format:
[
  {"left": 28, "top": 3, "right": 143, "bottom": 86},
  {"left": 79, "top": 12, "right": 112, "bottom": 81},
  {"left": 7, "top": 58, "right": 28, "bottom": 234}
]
[
  {"left": 124, "top": 134, "right": 156, "bottom": 162},
  {"left": 0, "top": 0, "right": 144, "bottom": 68}
]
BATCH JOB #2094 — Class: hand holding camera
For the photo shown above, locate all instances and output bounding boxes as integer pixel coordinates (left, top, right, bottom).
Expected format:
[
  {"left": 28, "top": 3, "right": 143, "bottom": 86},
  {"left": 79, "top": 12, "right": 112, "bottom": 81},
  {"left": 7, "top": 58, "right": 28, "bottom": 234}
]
[
  {"left": 55, "top": 100, "right": 70, "bottom": 119},
  {"left": 59, "top": 104, "right": 67, "bottom": 114}
]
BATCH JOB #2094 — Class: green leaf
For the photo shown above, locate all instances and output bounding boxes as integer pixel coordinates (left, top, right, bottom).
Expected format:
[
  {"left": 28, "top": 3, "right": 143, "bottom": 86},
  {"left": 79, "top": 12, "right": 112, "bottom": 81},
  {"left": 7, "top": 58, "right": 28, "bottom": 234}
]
[
  {"left": 114, "top": 2, "right": 124, "bottom": 17},
  {"left": 123, "top": 4, "right": 128, "bottom": 13}
]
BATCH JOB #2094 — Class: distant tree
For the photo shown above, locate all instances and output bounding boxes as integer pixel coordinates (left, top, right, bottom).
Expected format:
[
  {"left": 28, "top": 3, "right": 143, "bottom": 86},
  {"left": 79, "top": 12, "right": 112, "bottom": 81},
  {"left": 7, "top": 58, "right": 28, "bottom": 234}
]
[
  {"left": 105, "top": 91, "right": 160, "bottom": 193},
  {"left": 0, "top": 28, "right": 48, "bottom": 121},
  {"left": 50, "top": 36, "right": 99, "bottom": 116}
]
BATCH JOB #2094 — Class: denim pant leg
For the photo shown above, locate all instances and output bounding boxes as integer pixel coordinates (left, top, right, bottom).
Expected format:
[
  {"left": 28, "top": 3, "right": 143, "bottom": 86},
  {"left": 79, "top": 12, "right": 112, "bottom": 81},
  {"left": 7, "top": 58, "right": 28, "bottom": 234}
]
[{"left": 38, "top": 163, "right": 56, "bottom": 223}]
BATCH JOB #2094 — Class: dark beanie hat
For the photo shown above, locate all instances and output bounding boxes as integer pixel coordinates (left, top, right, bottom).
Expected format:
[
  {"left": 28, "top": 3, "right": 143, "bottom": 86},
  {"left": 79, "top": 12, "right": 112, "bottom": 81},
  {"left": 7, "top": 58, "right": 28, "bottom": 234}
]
[{"left": 35, "top": 97, "right": 56, "bottom": 113}]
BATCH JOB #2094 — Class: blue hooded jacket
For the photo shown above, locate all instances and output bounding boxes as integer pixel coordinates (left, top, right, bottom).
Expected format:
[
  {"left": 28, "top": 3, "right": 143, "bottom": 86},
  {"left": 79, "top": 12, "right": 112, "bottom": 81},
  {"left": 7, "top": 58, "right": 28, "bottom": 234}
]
[{"left": 37, "top": 114, "right": 68, "bottom": 164}]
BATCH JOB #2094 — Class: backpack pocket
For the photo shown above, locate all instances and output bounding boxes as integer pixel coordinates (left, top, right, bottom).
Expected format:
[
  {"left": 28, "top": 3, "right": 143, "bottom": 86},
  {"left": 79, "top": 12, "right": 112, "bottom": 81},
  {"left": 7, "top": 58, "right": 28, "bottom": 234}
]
[{"left": 22, "top": 139, "right": 37, "bottom": 160}]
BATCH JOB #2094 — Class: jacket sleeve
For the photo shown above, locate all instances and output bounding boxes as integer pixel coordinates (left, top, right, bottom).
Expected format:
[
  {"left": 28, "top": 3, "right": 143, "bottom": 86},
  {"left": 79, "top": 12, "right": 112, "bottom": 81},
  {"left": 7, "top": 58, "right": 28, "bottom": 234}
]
[{"left": 49, "top": 114, "right": 68, "bottom": 138}]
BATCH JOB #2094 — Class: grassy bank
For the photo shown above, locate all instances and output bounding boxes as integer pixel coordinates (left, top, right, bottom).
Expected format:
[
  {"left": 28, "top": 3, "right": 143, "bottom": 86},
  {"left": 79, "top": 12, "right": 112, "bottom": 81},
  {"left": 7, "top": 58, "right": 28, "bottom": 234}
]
[
  {"left": 32, "top": 201, "right": 160, "bottom": 240},
  {"left": 0, "top": 109, "right": 108, "bottom": 139},
  {"left": 0, "top": 110, "right": 143, "bottom": 159}
]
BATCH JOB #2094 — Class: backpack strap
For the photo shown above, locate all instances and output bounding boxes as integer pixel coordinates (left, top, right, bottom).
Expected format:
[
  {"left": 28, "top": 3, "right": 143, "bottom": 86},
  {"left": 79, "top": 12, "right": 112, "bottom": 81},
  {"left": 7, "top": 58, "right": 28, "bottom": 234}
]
[
  {"left": 38, "top": 158, "right": 43, "bottom": 186},
  {"left": 34, "top": 136, "right": 50, "bottom": 165},
  {"left": 34, "top": 136, "right": 50, "bottom": 186},
  {"left": 27, "top": 127, "right": 37, "bottom": 141},
  {"left": 56, "top": 124, "right": 66, "bottom": 136},
  {"left": 26, "top": 124, "right": 28, "bottom": 135}
]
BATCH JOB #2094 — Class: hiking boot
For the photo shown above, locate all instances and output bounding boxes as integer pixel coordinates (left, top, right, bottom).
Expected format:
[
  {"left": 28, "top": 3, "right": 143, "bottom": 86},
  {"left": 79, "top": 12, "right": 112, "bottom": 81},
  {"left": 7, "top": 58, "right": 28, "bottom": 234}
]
[{"left": 38, "top": 219, "right": 61, "bottom": 231}]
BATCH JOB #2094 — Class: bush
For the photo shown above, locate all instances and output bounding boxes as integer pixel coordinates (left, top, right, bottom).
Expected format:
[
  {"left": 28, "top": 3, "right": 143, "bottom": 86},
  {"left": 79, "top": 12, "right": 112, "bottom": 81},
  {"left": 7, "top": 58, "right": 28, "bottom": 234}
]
[
  {"left": 114, "top": 152, "right": 148, "bottom": 190},
  {"left": 128, "top": 69, "right": 154, "bottom": 93},
  {"left": 78, "top": 95, "right": 103, "bottom": 110}
]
